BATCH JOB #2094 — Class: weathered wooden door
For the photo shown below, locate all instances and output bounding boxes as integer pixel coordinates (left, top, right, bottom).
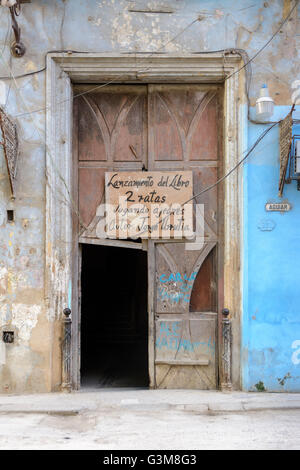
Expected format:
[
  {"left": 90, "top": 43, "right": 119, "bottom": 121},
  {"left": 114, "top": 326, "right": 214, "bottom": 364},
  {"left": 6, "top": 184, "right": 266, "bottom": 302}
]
[
  {"left": 74, "top": 84, "right": 223, "bottom": 389},
  {"left": 148, "top": 85, "right": 222, "bottom": 389},
  {"left": 75, "top": 85, "right": 148, "bottom": 230}
]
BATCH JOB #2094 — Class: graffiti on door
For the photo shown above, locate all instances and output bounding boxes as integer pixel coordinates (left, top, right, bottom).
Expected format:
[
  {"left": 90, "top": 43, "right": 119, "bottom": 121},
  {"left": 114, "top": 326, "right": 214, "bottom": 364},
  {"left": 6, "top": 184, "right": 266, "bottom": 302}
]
[
  {"left": 156, "top": 321, "right": 215, "bottom": 354},
  {"left": 157, "top": 272, "right": 197, "bottom": 304}
]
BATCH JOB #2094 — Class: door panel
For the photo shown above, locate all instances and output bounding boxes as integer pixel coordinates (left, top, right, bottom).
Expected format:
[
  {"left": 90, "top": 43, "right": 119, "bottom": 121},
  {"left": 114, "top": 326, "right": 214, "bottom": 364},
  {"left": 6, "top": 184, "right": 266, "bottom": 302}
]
[
  {"left": 155, "top": 315, "right": 216, "bottom": 389},
  {"left": 77, "top": 85, "right": 148, "bottom": 235},
  {"left": 190, "top": 247, "right": 216, "bottom": 312},
  {"left": 148, "top": 85, "right": 222, "bottom": 389},
  {"left": 78, "top": 87, "right": 147, "bottom": 163},
  {"left": 149, "top": 85, "right": 218, "bottom": 163},
  {"left": 78, "top": 167, "right": 106, "bottom": 228},
  {"left": 156, "top": 242, "right": 216, "bottom": 314},
  {"left": 154, "top": 241, "right": 217, "bottom": 389}
]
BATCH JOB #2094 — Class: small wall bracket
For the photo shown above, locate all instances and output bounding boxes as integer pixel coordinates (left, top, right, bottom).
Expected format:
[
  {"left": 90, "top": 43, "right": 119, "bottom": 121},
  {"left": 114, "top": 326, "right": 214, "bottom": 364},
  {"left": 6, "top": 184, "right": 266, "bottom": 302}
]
[
  {"left": 9, "top": 1, "right": 25, "bottom": 57},
  {"left": 3, "top": 331, "right": 14, "bottom": 343},
  {"left": 7, "top": 0, "right": 31, "bottom": 58}
]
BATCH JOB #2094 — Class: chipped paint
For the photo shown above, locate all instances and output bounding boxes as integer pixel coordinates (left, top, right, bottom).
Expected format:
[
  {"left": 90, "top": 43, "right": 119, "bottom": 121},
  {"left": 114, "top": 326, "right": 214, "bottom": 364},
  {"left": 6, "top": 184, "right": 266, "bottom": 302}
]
[
  {"left": 0, "top": 341, "right": 5, "bottom": 366},
  {"left": 11, "top": 303, "right": 41, "bottom": 344},
  {"left": 0, "top": 80, "right": 6, "bottom": 106}
]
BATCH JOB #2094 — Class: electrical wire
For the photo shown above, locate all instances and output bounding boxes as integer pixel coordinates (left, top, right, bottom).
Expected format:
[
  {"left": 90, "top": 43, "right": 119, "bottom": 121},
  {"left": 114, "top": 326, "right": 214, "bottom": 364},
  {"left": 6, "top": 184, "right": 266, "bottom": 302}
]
[
  {"left": 0, "top": 4, "right": 298, "bottom": 218},
  {"left": 12, "top": 18, "right": 201, "bottom": 118},
  {"left": 0, "top": 19, "right": 200, "bottom": 81},
  {"left": 183, "top": 120, "right": 281, "bottom": 205},
  {"left": 135, "top": 117, "right": 284, "bottom": 238},
  {"left": 0, "top": 50, "right": 88, "bottom": 229},
  {"left": 7, "top": 0, "right": 300, "bottom": 120},
  {"left": 225, "top": 0, "right": 299, "bottom": 82},
  {"left": 0, "top": 49, "right": 94, "bottom": 80},
  {"left": 0, "top": 66, "right": 45, "bottom": 80},
  {"left": 0, "top": 14, "right": 200, "bottom": 80},
  {"left": 1, "top": 40, "right": 286, "bottom": 239},
  {"left": 1, "top": 25, "right": 296, "bottom": 244},
  {"left": 0, "top": 15, "right": 205, "bottom": 228},
  {"left": 0, "top": 0, "right": 297, "bottom": 83},
  {"left": 152, "top": 105, "right": 294, "bottom": 240}
]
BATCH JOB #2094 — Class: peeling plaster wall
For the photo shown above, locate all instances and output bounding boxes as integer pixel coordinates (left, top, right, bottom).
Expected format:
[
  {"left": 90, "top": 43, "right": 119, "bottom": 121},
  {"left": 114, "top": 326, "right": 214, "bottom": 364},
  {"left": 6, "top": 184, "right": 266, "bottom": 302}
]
[{"left": 0, "top": 0, "right": 299, "bottom": 393}]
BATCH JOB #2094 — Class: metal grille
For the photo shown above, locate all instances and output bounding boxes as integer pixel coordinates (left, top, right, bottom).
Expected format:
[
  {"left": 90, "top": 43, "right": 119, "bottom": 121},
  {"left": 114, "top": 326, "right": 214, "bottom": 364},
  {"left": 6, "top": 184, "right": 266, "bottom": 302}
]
[
  {"left": 221, "top": 310, "right": 232, "bottom": 391},
  {"left": 61, "top": 308, "right": 72, "bottom": 392}
]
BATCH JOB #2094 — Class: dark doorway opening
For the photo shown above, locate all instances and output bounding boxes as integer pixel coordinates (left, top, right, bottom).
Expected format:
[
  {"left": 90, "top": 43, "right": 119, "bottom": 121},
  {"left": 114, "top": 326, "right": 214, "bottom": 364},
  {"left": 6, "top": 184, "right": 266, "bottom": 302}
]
[{"left": 80, "top": 244, "right": 149, "bottom": 388}]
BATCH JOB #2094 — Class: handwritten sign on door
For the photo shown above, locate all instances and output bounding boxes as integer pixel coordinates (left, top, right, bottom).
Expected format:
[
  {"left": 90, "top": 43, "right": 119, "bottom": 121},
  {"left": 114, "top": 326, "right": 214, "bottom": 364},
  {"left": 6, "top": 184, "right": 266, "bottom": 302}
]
[{"left": 104, "top": 171, "right": 193, "bottom": 238}]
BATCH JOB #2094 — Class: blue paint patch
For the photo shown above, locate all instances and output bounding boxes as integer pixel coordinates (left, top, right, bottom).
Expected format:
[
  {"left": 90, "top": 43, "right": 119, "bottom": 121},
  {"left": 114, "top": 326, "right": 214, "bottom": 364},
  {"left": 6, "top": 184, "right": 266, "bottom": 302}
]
[
  {"left": 242, "top": 105, "right": 300, "bottom": 391},
  {"left": 156, "top": 321, "right": 215, "bottom": 354},
  {"left": 158, "top": 272, "right": 197, "bottom": 303}
]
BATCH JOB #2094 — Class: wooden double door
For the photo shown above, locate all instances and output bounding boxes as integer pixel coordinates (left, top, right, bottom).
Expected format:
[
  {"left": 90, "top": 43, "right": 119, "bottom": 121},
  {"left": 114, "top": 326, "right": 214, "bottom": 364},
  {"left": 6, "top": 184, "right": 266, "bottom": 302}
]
[{"left": 74, "top": 84, "right": 224, "bottom": 389}]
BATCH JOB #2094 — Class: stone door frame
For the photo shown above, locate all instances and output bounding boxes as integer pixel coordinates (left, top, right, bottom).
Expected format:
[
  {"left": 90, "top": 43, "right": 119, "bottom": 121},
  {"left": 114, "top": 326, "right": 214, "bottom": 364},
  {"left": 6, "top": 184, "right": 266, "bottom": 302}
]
[{"left": 45, "top": 53, "right": 246, "bottom": 390}]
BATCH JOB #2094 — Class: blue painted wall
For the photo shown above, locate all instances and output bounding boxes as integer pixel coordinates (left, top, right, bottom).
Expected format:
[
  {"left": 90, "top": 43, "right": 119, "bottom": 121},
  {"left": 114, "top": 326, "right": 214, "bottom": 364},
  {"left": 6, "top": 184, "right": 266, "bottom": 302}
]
[{"left": 243, "top": 106, "right": 300, "bottom": 391}]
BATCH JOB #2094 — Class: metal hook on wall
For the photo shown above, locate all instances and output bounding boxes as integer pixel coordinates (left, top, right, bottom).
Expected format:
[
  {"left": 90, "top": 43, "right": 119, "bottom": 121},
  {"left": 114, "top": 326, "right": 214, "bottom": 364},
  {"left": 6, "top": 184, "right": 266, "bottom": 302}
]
[
  {"left": 1, "top": 0, "right": 31, "bottom": 58},
  {"left": 9, "top": 0, "right": 26, "bottom": 58}
]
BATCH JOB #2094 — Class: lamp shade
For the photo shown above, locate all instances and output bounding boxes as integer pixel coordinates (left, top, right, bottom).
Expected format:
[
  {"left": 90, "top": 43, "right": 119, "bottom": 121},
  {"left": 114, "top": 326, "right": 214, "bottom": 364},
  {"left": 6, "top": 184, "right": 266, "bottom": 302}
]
[{"left": 256, "top": 84, "right": 274, "bottom": 121}]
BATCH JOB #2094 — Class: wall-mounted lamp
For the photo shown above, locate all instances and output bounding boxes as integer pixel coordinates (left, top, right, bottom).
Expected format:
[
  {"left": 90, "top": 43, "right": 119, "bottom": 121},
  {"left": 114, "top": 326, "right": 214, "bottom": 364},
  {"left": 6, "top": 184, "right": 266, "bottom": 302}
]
[
  {"left": 0, "top": 0, "right": 31, "bottom": 58},
  {"left": 256, "top": 84, "right": 274, "bottom": 122}
]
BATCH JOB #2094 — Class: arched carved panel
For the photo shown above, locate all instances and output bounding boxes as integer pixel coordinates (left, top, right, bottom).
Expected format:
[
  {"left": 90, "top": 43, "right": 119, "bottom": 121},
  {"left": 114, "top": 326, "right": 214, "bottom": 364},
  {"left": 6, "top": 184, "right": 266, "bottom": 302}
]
[
  {"left": 156, "top": 243, "right": 202, "bottom": 314},
  {"left": 78, "top": 96, "right": 107, "bottom": 161},
  {"left": 79, "top": 167, "right": 106, "bottom": 228},
  {"left": 190, "top": 247, "right": 216, "bottom": 312},
  {"left": 78, "top": 87, "right": 147, "bottom": 162},
  {"left": 153, "top": 93, "right": 183, "bottom": 161},
  {"left": 189, "top": 94, "right": 218, "bottom": 160},
  {"left": 151, "top": 86, "right": 218, "bottom": 162},
  {"left": 77, "top": 86, "right": 148, "bottom": 233},
  {"left": 113, "top": 94, "right": 147, "bottom": 161}
]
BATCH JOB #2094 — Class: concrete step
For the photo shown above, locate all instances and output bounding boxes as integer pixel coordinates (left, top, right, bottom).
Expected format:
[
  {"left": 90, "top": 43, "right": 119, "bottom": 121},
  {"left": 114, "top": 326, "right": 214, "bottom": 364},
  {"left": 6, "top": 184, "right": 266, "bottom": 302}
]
[{"left": 0, "top": 390, "right": 300, "bottom": 415}]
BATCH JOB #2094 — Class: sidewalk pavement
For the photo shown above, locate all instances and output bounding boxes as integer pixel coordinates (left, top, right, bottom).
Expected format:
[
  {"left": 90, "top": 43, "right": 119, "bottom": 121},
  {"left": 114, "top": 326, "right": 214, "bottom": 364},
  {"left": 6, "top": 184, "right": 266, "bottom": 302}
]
[{"left": 0, "top": 388, "right": 300, "bottom": 415}]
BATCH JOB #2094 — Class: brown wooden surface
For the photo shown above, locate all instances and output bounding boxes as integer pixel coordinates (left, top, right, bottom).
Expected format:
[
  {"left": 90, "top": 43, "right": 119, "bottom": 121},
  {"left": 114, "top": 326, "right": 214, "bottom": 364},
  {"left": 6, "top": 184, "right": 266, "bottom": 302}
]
[
  {"left": 104, "top": 171, "right": 193, "bottom": 238},
  {"left": 77, "top": 86, "right": 147, "bottom": 229},
  {"left": 76, "top": 84, "right": 223, "bottom": 389},
  {"left": 148, "top": 85, "right": 222, "bottom": 389},
  {"left": 190, "top": 248, "right": 216, "bottom": 312}
]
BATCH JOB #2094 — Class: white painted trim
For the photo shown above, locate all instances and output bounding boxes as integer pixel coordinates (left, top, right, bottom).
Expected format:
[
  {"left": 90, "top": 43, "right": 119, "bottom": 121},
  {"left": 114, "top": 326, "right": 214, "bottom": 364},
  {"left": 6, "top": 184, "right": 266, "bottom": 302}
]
[{"left": 45, "top": 53, "right": 246, "bottom": 390}]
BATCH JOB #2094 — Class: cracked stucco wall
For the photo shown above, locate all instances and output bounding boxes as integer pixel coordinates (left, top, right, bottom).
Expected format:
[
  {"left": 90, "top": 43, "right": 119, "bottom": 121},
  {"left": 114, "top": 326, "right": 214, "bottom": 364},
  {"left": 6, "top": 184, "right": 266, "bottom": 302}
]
[{"left": 0, "top": 0, "right": 299, "bottom": 393}]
